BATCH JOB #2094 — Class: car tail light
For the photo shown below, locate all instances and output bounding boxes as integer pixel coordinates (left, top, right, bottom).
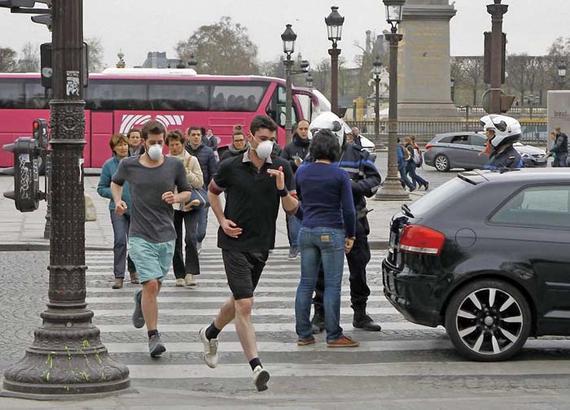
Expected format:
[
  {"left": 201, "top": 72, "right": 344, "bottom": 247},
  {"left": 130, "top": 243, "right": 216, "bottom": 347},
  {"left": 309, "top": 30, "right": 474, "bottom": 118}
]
[
  {"left": 425, "top": 144, "right": 433, "bottom": 150},
  {"left": 399, "top": 225, "right": 445, "bottom": 256}
]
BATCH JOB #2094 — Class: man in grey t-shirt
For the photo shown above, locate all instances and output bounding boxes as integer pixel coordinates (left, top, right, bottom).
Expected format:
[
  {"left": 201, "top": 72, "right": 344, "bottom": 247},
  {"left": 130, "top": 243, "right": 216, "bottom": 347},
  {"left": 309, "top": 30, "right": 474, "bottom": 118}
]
[{"left": 112, "top": 120, "right": 191, "bottom": 358}]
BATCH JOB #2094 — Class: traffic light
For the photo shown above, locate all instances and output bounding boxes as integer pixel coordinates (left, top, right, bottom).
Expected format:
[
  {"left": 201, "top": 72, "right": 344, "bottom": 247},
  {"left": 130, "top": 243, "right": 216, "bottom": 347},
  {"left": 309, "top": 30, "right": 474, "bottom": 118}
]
[
  {"left": 33, "top": 118, "right": 49, "bottom": 175},
  {"left": 3, "top": 137, "right": 43, "bottom": 212},
  {"left": 0, "top": 1, "right": 52, "bottom": 29},
  {"left": 0, "top": 1, "right": 36, "bottom": 7}
]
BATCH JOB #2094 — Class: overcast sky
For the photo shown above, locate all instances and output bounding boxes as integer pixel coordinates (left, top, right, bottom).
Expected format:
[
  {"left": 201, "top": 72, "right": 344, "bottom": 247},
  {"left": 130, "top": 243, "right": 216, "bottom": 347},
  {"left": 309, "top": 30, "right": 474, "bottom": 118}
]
[{"left": 1, "top": 0, "right": 568, "bottom": 69}]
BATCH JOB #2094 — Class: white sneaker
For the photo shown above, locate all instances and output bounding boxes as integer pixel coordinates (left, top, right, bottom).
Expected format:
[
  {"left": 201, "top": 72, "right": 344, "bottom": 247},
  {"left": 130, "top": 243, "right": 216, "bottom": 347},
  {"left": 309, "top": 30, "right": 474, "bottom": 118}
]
[
  {"left": 252, "top": 365, "right": 270, "bottom": 392},
  {"left": 175, "top": 278, "right": 185, "bottom": 287},
  {"left": 198, "top": 327, "right": 218, "bottom": 368},
  {"left": 185, "top": 274, "right": 197, "bottom": 287}
]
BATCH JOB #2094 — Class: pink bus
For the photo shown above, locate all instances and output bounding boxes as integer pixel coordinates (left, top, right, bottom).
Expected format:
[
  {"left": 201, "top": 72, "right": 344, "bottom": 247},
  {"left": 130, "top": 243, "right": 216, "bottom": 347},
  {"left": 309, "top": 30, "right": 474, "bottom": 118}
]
[{"left": 0, "top": 69, "right": 330, "bottom": 167}]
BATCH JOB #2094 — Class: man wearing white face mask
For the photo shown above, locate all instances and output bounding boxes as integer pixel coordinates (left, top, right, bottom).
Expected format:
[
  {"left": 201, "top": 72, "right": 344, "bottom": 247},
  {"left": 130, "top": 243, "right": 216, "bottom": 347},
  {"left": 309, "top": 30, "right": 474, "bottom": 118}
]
[
  {"left": 111, "top": 120, "right": 192, "bottom": 358},
  {"left": 199, "top": 115, "right": 297, "bottom": 392}
]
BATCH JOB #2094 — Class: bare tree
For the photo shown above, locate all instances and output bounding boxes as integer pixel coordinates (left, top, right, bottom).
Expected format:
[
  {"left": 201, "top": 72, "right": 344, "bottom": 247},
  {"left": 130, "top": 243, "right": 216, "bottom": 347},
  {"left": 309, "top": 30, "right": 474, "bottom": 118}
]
[
  {"left": 176, "top": 17, "right": 259, "bottom": 75},
  {"left": 0, "top": 46, "right": 18, "bottom": 72},
  {"left": 15, "top": 42, "right": 39, "bottom": 72},
  {"left": 85, "top": 37, "right": 104, "bottom": 73}
]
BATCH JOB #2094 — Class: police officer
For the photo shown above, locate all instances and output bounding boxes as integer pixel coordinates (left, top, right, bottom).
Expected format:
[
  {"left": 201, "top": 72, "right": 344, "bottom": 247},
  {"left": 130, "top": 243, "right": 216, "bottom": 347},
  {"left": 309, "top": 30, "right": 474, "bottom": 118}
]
[
  {"left": 480, "top": 115, "right": 523, "bottom": 170},
  {"left": 309, "top": 112, "right": 383, "bottom": 332}
]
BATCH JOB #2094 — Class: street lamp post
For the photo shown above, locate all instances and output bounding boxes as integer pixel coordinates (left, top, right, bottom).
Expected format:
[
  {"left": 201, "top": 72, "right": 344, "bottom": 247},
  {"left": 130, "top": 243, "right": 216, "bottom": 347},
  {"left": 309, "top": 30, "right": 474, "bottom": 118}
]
[
  {"left": 281, "top": 24, "right": 297, "bottom": 144},
  {"left": 306, "top": 72, "right": 314, "bottom": 90},
  {"left": 376, "top": 0, "right": 409, "bottom": 201},
  {"left": 558, "top": 62, "right": 567, "bottom": 89},
  {"left": 2, "top": 0, "right": 129, "bottom": 398},
  {"left": 487, "top": 0, "right": 508, "bottom": 114},
  {"left": 372, "top": 56, "right": 383, "bottom": 145},
  {"left": 325, "top": 6, "right": 344, "bottom": 116},
  {"left": 450, "top": 77, "right": 456, "bottom": 103}
]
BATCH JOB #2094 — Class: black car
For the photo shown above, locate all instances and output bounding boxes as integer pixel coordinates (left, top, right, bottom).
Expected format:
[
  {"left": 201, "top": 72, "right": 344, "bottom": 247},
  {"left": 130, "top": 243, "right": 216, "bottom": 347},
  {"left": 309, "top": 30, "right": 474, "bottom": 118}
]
[{"left": 382, "top": 169, "right": 570, "bottom": 361}]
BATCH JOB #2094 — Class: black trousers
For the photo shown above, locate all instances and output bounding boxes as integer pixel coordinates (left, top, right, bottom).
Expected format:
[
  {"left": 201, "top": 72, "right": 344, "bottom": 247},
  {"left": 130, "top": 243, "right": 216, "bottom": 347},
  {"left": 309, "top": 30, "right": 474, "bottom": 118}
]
[
  {"left": 173, "top": 209, "right": 201, "bottom": 279},
  {"left": 313, "top": 217, "right": 371, "bottom": 314}
]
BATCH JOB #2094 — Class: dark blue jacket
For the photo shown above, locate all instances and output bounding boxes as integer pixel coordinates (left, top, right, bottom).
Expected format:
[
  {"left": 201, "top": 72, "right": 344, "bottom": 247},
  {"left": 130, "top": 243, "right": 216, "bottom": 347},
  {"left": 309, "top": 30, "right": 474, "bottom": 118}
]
[
  {"left": 486, "top": 145, "right": 523, "bottom": 170},
  {"left": 186, "top": 143, "right": 218, "bottom": 188},
  {"left": 338, "top": 143, "right": 382, "bottom": 217},
  {"left": 97, "top": 155, "right": 132, "bottom": 212}
]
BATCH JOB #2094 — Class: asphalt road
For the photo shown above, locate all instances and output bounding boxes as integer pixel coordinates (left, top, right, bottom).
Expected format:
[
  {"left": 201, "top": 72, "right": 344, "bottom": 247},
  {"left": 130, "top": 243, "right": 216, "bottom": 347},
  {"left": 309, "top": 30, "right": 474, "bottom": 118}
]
[{"left": 1, "top": 249, "right": 569, "bottom": 409}]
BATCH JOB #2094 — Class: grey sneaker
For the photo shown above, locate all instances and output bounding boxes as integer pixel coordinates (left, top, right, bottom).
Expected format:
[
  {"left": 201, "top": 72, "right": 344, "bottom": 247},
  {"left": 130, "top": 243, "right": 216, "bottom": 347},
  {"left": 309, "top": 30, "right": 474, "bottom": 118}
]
[
  {"left": 148, "top": 334, "right": 166, "bottom": 358},
  {"left": 252, "top": 365, "right": 270, "bottom": 392},
  {"left": 199, "top": 327, "right": 219, "bottom": 368},
  {"left": 132, "top": 290, "right": 145, "bottom": 329}
]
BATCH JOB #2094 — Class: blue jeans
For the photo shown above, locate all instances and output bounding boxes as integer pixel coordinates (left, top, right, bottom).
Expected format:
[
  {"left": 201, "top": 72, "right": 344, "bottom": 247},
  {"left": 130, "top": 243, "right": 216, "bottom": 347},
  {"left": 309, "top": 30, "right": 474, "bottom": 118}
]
[
  {"left": 399, "top": 164, "right": 414, "bottom": 190},
  {"left": 406, "top": 161, "right": 428, "bottom": 188},
  {"left": 110, "top": 211, "right": 135, "bottom": 279},
  {"left": 295, "top": 227, "right": 345, "bottom": 342},
  {"left": 196, "top": 207, "right": 209, "bottom": 244},
  {"left": 553, "top": 153, "right": 568, "bottom": 167},
  {"left": 286, "top": 214, "right": 302, "bottom": 248}
]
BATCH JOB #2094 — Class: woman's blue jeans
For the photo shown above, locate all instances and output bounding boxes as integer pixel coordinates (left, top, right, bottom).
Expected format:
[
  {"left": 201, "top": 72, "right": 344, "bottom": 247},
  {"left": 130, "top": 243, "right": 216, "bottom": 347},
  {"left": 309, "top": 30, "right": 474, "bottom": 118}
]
[{"left": 295, "top": 226, "right": 345, "bottom": 342}]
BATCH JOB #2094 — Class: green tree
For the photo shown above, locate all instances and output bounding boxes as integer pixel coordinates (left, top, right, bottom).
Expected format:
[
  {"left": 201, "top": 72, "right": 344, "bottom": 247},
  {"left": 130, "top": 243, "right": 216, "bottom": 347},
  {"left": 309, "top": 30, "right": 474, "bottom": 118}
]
[
  {"left": 176, "top": 17, "right": 259, "bottom": 75},
  {"left": 0, "top": 46, "right": 18, "bottom": 72}
]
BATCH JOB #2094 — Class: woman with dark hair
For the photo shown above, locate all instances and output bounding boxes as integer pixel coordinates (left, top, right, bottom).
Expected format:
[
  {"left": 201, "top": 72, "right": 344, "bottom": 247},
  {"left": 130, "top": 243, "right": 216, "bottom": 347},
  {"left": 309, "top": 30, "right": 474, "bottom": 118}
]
[
  {"left": 294, "top": 129, "right": 359, "bottom": 348},
  {"left": 404, "top": 136, "right": 429, "bottom": 190},
  {"left": 221, "top": 125, "right": 249, "bottom": 161},
  {"left": 97, "top": 133, "right": 138, "bottom": 289},
  {"left": 127, "top": 128, "right": 145, "bottom": 157}
]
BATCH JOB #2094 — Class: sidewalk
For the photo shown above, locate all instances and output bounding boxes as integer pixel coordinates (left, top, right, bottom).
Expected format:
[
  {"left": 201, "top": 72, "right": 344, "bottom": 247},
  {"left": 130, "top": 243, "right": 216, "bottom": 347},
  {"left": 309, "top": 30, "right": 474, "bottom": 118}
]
[{"left": 0, "top": 175, "right": 421, "bottom": 251}]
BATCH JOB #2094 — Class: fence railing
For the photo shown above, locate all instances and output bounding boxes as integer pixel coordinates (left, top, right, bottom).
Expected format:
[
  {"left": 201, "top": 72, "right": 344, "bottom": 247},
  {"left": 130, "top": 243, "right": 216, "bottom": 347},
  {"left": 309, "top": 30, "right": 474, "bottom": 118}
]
[{"left": 346, "top": 120, "right": 548, "bottom": 144}]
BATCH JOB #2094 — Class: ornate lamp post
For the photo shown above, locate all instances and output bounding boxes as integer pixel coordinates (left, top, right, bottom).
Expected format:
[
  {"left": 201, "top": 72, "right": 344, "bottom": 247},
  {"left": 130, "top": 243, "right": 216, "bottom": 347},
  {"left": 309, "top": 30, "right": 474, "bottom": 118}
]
[
  {"left": 325, "top": 6, "right": 344, "bottom": 116},
  {"left": 306, "top": 72, "right": 314, "bottom": 90},
  {"left": 372, "top": 56, "right": 383, "bottom": 144},
  {"left": 2, "top": 0, "right": 129, "bottom": 398},
  {"left": 486, "top": 0, "right": 508, "bottom": 114},
  {"left": 376, "top": 0, "right": 409, "bottom": 201},
  {"left": 281, "top": 24, "right": 297, "bottom": 144},
  {"left": 558, "top": 62, "right": 567, "bottom": 89},
  {"left": 450, "top": 77, "right": 456, "bottom": 103}
]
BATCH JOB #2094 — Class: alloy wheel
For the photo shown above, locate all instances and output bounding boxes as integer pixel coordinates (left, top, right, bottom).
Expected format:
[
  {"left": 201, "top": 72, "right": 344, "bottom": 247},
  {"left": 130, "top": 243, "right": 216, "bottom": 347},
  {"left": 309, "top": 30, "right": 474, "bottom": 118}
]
[{"left": 434, "top": 155, "right": 449, "bottom": 172}]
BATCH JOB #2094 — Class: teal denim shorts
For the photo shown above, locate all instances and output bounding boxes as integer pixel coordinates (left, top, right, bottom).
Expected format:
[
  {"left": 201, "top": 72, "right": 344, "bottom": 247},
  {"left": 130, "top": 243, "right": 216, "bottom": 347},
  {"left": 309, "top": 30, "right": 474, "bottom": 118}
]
[{"left": 128, "top": 236, "right": 175, "bottom": 283}]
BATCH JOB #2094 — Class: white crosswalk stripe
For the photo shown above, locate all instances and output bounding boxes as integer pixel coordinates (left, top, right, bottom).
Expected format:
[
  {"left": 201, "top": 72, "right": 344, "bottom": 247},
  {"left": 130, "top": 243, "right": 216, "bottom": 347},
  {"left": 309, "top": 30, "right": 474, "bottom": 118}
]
[{"left": 85, "top": 248, "right": 570, "bottom": 387}]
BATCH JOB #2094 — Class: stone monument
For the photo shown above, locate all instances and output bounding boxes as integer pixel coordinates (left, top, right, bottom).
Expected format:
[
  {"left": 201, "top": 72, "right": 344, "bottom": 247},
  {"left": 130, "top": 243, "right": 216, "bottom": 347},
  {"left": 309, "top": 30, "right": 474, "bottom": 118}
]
[{"left": 398, "top": 0, "right": 459, "bottom": 120}]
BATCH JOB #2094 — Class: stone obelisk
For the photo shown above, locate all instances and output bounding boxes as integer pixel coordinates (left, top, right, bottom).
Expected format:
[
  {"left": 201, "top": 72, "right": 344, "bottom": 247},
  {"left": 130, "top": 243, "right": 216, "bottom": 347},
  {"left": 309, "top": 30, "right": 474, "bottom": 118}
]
[{"left": 398, "top": 0, "right": 459, "bottom": 120}]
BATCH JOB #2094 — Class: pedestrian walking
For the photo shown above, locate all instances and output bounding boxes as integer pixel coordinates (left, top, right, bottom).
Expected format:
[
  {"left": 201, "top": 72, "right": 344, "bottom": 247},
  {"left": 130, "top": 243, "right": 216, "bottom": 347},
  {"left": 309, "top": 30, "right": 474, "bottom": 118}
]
[
  {"left": 127, "top": 128, "right": 145, "bottom": 157},
  {"left": 185, "top": 126, "right": 218, "bottom": 253},
  {"left": 203, "top": 128, "right": 220, "bottom": 161},
  {"left": 294, "top": 129, "right": 358, "bottom": 348},
  {"left": 220, "top": 125, "right": 249, "bottom": 161},
  {"left": 404, "top": 136, "right": 429, "bottom": 190},
  {"left": 281, "top": 120, "right": 311, "bottom": 259},
  {"left": 97, "top": 133, "right": 139, "bottom": 289},
  {"left": 111, "top": 120, "right": 192, "bottom": 358},
  {"left": 309, "top": 112, "right": 383, "bottom": 334},
  {"left": 550, "top": 127, "right": 569, "bottom": 167},
  {"left": 166, "top": 130, "right": 204, "bottom": 287},
  {"left": 199, "top": 115, "right": 297, "bottom": 392},
  {"left": 480, "top": 115, "right": 523, "bottom": 170},
  {"left": 398, "top": 139, "right": 415, "bottom": 191}
]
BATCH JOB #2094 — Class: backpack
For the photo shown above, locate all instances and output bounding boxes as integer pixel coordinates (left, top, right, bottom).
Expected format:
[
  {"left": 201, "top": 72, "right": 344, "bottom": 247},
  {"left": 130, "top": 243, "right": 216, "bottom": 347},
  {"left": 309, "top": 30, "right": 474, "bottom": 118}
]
[{"left": 413, "top": 147, "right": 423, "bottom": 167}]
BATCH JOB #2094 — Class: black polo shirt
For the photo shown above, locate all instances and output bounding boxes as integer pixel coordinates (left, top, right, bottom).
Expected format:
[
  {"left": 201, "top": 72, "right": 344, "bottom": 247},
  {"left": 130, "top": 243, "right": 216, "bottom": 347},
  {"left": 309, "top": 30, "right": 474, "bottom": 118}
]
[{"left": 213, "top": 151, "right": 295, "bottom": 251}]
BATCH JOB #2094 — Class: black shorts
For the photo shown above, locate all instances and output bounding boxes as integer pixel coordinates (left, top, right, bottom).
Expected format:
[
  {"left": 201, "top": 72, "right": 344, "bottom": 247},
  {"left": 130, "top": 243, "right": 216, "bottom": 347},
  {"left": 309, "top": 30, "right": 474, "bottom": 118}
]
[{"left": 221, "top": 249, "right": 269, "bottom": 300}]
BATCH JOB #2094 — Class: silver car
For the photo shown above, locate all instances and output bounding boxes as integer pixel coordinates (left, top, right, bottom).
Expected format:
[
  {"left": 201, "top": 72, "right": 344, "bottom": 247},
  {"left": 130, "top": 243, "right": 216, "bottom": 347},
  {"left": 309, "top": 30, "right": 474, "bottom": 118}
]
[{"left": 423, "top": 132, "right": 547, "bottom": 172}]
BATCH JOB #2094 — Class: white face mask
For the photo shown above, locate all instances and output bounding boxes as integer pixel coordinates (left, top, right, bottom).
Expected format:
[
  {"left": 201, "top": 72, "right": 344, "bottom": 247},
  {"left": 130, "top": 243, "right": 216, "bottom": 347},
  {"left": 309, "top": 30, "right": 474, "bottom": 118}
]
[
  {"left": 147, "top": 144, "right": 163, "bottom": 161},
  {"left": 254, "top": 140, "right": 274, "bottom": 160}
]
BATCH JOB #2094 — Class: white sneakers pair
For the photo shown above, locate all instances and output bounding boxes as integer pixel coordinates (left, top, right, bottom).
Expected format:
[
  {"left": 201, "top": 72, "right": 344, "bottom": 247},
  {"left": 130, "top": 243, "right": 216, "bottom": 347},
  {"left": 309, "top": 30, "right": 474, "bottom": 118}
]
[
  {"left": 198, "top": 327, "right": 270, "bottom": 391},
  {"left": 175, "top": 274, "right": 197, "bottom": 287}
]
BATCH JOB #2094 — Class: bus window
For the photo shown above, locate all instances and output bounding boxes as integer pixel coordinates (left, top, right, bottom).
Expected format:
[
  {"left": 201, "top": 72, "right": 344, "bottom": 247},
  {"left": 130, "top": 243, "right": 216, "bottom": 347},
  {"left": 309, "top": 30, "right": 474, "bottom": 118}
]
[
  {"left": 86, "top": 81, "right": 148, "bottom": 110},
  {"left": 272, "top": 86, "right": 297, "bottom": 128},
  {"left": 210, "top": 84, "right": 266, "bottom": 112},
  {"left": 24, "top": 80, "right": 49, "bottom": 109},
  {"left": 296, "top": 94, "right": 312, "bottom": 122},
  {"left": 0, "top": 79, "right": 25, "bottom": 108},
  {"left": 149, "top": 82, "right": 209, "bottom": 111}
]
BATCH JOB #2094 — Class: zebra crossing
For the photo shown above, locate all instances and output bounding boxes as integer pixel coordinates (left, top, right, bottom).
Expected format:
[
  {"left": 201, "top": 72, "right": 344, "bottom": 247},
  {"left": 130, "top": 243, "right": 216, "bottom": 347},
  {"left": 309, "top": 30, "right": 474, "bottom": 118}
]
[{"left": 85, "top": 248, "right": 570, "bottom": 390}]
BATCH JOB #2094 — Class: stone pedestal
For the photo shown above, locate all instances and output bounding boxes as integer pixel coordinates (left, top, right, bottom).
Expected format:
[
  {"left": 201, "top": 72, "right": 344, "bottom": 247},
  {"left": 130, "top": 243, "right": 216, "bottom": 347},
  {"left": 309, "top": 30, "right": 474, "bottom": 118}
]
[{"left": 398, "top": 0, "right": 459, "bottom": 120}]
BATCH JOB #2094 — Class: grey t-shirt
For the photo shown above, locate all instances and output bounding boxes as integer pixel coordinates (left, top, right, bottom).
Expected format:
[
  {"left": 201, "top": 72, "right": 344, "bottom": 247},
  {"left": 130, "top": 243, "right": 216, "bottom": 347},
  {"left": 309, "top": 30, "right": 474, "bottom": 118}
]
[{"left": 112, "top": 156, "right": 191, "bottom": 243}]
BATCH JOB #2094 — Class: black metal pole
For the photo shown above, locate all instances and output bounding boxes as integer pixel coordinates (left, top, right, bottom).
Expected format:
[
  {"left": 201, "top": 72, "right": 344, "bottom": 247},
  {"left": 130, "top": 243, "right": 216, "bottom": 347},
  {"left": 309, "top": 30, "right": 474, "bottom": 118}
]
[
  {"left": 329, "top": 44, "right": 341, "bottom": 116},
  {"left": 284, "top": 56, "right": 293, "bottom": 144},
  {"left": 374, "top": 77, "right": 380, "bottom": 143},
  {"left": 375, "top": 29, "right": 409, "bottom": 201},
  {"left": 2, "top": 0, "right": 129, "bottom": 398},
  {"left": 43, "top": 151, "right": 51, "bottom": 240},
  {"left": 487, "top": 0, "right": 508, "bottom": 114}
]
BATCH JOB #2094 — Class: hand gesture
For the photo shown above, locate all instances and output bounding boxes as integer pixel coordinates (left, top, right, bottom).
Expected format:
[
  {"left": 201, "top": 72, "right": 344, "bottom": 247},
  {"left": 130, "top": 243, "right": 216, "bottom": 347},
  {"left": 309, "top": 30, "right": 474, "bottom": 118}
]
[
  {"left": 115, "top": 200, "right": 128, "bottom": 216},
  {"left": 162, "top": 191, "right": 176, "bottom": 204},
  {"left": 221, "top": 218, "right": 242, "bottom": 239},
  {"left": 345, "top": 237, "right": 355, "bottom": 254},
  {"left": 267, "top": 166, "right": 285, "bottom": 190}
]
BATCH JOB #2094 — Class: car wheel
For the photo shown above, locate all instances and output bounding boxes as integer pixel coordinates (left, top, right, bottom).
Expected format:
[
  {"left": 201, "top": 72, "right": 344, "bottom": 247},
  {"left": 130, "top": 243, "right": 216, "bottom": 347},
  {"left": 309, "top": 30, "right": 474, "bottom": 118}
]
[
  {"left": 434, "top": 154, "right": 450, "bottom": 172},
  {"left": 444, "top": 279, "right": 531, "bottom": 361}
]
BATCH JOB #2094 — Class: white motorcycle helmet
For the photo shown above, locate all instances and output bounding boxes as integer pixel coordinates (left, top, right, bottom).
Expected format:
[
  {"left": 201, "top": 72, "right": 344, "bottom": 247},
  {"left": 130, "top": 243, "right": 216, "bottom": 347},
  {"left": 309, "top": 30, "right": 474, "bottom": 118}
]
[
  {"left": 480, "top": 114, "right": 522, "bottom": 148},
  {"left": 309, "top": 112, "right": 351, "bottom": 147}
]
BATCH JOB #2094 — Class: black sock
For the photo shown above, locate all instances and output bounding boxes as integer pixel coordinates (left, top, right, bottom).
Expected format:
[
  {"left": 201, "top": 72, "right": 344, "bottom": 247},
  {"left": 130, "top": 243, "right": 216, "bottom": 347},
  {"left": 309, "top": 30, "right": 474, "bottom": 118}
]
[
  {"left": 205, "top": 322, "right": 221, "bottom": 340},
  {"left": 249, "top": 357, "right": 262, "bottom": 371},
  {"left": 148, "top": 329, "right": 158, "bottom": 339}
]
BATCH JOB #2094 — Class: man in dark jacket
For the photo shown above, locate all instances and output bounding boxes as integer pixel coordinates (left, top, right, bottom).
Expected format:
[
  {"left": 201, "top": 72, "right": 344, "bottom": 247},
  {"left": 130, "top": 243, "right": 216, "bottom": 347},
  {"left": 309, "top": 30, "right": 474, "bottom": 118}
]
[
  {"left": 203, "top": 128, "right": 220, "bottom": 161},
  {"left": 309, "top": 112, "right": 383, "bottom": 333},
  {"left": 550, "top": 127, "right": 568, "bottom": 167},
  {"left": 280, "top": 120, "right": 311, "bottom": 258},
  {"left": 186, "top": 126, "right": 219, "bottom": 251},
  {"left": 220, "top": 128, "right": 249, "bottom": 161}
]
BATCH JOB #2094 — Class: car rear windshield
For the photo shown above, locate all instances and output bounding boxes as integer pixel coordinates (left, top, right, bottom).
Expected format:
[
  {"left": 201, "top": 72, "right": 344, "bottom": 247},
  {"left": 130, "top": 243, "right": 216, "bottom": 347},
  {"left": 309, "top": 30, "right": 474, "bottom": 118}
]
[{"left": 409, "top": 178, "right": 473, "bottom": 216}]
